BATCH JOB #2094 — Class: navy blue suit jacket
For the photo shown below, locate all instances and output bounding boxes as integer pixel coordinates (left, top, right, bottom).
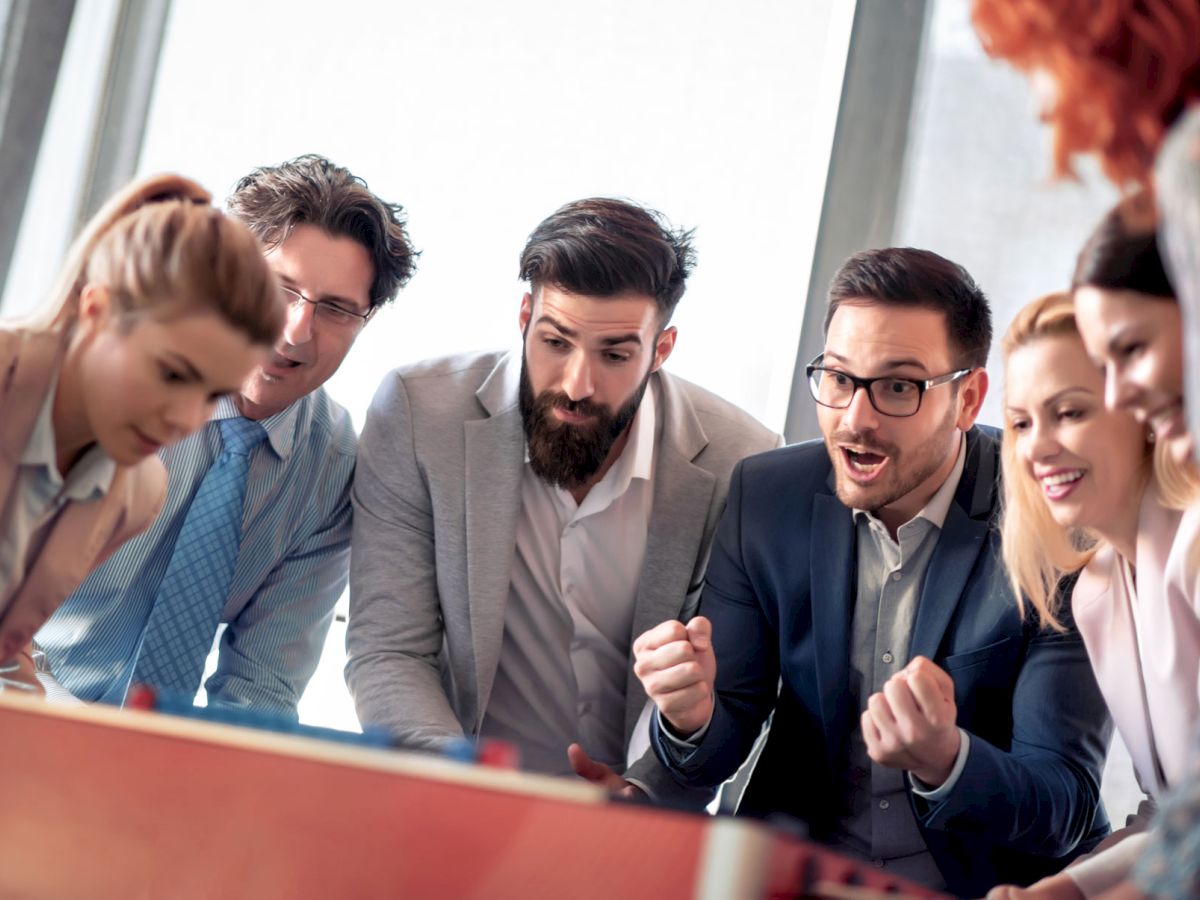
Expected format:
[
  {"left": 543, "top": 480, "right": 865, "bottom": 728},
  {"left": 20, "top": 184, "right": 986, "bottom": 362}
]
[{"left": 651, "top": 428, "right": 1112, "bottom": 898}]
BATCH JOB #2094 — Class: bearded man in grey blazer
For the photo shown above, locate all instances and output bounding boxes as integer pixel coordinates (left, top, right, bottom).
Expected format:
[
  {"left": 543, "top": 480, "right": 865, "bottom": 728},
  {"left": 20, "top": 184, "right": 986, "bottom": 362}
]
[{"left": 346, "top": 198, "right": 779, "bottom": 803}]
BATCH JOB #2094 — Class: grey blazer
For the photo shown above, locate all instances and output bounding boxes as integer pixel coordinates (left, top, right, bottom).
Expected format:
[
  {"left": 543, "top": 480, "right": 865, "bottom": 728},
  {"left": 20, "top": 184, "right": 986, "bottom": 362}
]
[{"left": 345, "top": 350, "right": 780, "bottom": 802}]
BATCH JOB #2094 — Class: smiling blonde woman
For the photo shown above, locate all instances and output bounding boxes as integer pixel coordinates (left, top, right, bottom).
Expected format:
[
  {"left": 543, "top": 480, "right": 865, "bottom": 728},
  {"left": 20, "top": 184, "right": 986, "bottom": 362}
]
[{"left": 997, "top": 292, "right": 1200, "bottom": 900}]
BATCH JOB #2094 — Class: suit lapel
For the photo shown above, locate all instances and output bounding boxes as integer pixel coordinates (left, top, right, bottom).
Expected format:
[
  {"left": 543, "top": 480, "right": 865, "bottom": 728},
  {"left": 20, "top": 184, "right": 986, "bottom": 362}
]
[
  {"left": 624, "top": 375, "right": 717, "bottom": 742},
  {"left": 15, "top": 475, "right": 125, "bottom": 616},
  {"left": 630, "top": 453, "right": 715, "bottom": 636},
  {"left": 909, "top": 429, "right": 996, "bottom": 662},
  {"left": 464, "top": 353, "right": 525, "bottom": 728},
  {"left": 811, "top": 490, "right": 856, "bottom": 756},
  {"left": 908, "top": 503, "right": 990, "bottom": 661}
]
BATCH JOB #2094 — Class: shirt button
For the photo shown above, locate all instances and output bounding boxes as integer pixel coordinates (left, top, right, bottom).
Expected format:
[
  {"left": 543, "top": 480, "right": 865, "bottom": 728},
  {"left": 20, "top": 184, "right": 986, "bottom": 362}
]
[
  {"left": 879, "top": 799, "right": 891, "bottom": 810},
  {"left": 873, "top": 859, "right": 885, "bottom": 868},
  {"left": 881, "top": 652, "right": 894, "bottom": 665},
  {"left": 891, "top": 571, "right": 902, "bottom": 582}
]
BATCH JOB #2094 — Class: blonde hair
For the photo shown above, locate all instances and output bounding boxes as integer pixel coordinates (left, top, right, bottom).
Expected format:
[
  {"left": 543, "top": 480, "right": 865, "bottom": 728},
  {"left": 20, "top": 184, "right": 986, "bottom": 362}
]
[
  {"left": 1001, "top": 292, "right": 1199, "bottom": 630},
  {"left": 36, "top": 174, "right": 283, "bottom": 344}
]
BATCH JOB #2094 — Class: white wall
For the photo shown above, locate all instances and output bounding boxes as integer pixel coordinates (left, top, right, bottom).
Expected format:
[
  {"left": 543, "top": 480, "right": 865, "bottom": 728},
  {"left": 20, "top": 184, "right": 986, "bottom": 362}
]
[
  {"left": 139, "top": 0, "right": 853, "bottom": 434},
  {"left": 894, "top": 0, "right": 1118, "bottom": 429}
]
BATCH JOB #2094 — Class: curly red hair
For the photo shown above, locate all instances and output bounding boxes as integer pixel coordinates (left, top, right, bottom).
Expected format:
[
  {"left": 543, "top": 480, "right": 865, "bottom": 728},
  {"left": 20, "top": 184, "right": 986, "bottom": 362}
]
[{"left": 971, "top": 0, "right": 1200, "bottom": 186}]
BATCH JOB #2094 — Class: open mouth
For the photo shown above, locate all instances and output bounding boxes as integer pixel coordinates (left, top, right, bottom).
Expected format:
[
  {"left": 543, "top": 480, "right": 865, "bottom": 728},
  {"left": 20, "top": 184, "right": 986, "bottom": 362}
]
[
  {"left": 1040, "top": 469, "right": 1084, "bottom": 500},
  {"left": 262, "top": 350, "right": 304, "bottom": 379},
  {"left": 842, "top": 447, "right": 889, "bottom": 483}
]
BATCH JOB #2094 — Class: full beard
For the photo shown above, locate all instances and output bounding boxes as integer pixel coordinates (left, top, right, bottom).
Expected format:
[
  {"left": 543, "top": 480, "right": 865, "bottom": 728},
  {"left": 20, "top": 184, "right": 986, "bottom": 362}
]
[
  {"left": 826, "top": 400, "right": 959, "bottom": 514},
  {"left": 518, "top": 354, "right": 651, "bottom": 491}
]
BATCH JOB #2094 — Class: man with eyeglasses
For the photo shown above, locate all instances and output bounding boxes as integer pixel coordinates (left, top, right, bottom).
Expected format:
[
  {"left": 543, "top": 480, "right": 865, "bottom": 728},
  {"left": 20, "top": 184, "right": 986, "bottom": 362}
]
[
  {"left": 35, "top": 155, "right": 418, "bottom": 714},
  {"left": 631, "top": 248, "right": 1112, "bottom": 897}
]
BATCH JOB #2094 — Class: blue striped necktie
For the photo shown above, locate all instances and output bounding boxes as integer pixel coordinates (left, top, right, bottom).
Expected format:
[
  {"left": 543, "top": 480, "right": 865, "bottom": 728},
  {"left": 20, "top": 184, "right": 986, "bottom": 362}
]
[{"left": 131, "top": 417, "right": 267, "bottom": 697}]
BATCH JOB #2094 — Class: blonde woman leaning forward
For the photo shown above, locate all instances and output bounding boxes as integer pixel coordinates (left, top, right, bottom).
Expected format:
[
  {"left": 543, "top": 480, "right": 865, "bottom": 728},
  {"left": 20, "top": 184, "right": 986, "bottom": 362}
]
[
  {"left": 987, "top": 293, "right": 1200, "bottom": 900},
  {"left": 0, "top": 175, "right": 284, "bottom": 694}
]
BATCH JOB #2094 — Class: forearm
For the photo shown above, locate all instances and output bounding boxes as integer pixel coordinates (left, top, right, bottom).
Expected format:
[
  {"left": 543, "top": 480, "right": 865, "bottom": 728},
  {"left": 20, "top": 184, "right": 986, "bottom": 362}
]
[
  {"left": 1067, "top": 832, "right": 1149, "bottom": 898},
  {"left": 205, "top": 509, "right": 352, "bottom": 714},
  {"left": 920, "top": 622, "right": 1111, "bottom": 854},
  {"left": 916, "top": 731, "right": 1104, "bottom": 855},
  {"left": 624, "top": 747, "right": 717, "bottom": 810},
  {"left": 652, "top": 697, "right": 768, "bottom": 789},
  {"left": 345, "top": 649, "right": 465, "bottom": 747}
]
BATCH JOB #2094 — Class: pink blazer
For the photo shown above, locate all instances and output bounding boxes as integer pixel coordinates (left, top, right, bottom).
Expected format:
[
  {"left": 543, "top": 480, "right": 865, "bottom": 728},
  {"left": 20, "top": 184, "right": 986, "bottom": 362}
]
[
  {"left": 0, "top": 326, "right": 166, "bottom": 666},
  {"left": 1073, "top": 485, "right": 1200, "bottom": 796}
]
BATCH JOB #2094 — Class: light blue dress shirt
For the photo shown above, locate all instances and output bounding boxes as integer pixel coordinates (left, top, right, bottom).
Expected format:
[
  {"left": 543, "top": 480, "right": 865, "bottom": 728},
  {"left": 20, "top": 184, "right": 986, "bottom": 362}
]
[{"left": 35, "top": 388, "right": 356, "bottom": 714}]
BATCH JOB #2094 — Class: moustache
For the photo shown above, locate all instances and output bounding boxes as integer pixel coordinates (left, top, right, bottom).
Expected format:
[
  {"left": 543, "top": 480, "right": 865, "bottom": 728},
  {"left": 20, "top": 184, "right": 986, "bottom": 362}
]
[{"left": 544, "top": 392, "right": 608, "bottom": 421}]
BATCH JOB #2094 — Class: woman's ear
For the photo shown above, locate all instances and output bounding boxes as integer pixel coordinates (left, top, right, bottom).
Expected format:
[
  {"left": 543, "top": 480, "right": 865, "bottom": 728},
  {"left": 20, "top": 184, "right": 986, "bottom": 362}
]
[
  {"left": 77, "top": 283, "right": 114, "bottom": 332},
  {"left": 77, "top": 285, "right": 112, "bottom": 324}
]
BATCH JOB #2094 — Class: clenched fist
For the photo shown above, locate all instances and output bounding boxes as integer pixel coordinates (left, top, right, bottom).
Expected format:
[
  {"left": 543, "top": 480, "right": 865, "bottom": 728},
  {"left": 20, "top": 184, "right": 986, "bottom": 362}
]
[
  {"left": 862, "top": 655, "right": 960, "bottom": 787},
  {"left": 632, "top": 616, "right": 716, "bottom": 737}
]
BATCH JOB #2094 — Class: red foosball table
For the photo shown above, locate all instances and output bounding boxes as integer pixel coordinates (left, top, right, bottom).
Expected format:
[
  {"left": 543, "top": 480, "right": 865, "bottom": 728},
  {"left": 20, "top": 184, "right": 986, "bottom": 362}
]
[{"left": 0, "top": 695, "right": 950, "bottom": 899}]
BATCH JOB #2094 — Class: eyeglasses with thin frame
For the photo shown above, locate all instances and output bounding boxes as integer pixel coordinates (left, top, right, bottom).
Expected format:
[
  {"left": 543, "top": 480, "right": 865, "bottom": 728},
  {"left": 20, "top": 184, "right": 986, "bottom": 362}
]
[
  {"left": 280, "top": 285, "right": 375, "bottom": 330},
  {"left": 806, "top": 356, "right": 972, "bottom": 418}
]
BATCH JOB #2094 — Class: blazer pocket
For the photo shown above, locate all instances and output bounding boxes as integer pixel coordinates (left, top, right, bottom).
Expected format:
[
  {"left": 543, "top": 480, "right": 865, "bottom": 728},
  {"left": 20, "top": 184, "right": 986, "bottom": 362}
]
[{"left": 941, "top": 635, "right": 1020, "bottom": 673}]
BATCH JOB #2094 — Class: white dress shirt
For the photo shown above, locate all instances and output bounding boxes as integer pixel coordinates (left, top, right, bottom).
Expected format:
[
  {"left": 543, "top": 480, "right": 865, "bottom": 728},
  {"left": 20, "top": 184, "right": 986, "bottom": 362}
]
[{"left": 478, "top": 383, "right": 658, "bottom": 775}]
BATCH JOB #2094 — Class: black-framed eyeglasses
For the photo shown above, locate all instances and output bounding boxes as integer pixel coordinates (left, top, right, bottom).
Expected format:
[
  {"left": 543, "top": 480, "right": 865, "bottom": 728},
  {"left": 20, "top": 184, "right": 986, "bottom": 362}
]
[
  {"left": 806, "top": 356, "right": 972, "bottom": 418},
  {"left": 280, "top": 285, "right": 375, "bottom": 330}
]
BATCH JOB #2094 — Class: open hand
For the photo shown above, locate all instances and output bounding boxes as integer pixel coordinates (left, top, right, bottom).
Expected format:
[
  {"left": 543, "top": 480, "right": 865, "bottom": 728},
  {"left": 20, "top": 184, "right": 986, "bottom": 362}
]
[{"left": 567, "top": 743, "right": 643, "bottom": 798}]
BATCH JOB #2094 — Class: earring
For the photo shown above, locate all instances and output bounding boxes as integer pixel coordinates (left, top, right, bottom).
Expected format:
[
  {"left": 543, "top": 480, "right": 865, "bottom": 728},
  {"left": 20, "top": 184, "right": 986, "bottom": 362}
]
[{"left": 1148, "top": 430, "right": 1156, "bottom": 444}]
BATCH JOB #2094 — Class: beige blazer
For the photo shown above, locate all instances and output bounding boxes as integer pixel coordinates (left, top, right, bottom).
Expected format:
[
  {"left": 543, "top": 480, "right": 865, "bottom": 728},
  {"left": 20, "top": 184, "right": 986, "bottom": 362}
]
[
  {"left": 1073, "top": 485, "right": 1200, "bottom": 797},
  {"left": 0, "top": 327, "right": 166, "bottom": 678},
  {"left": 347, "top": 350, "right": 781, "bottom": 802}
]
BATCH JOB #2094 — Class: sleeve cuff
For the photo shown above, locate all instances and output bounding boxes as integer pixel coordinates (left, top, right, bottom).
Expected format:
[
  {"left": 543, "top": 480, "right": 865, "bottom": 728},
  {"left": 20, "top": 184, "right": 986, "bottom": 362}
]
[
  {"left": 622, "top": 776, "right": 654, "bottom": 801},
  {"left": 909, "top": 728, "right": 970, "bottom": 800},
  {"left": 656, "top": 708, "right": 711, "bottom": 749}
]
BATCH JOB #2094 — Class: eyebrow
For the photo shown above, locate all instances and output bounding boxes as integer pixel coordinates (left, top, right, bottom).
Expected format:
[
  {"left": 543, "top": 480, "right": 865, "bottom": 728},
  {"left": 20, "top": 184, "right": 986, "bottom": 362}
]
[
  {"left": 1043, "top": 386, "right": 1095, "bottom": 405},
  {"left": 1006, "top": 386, "right": 1095, "bottom": 413},
  {"left": 823, "top": 351, "right": 928, "bottom": 373},
  {"left": 1105, "top": 324, "right": 1142, "bottom": 353},
  {"left": 537, "top": 315, "right": 643, "bottom": 347}
]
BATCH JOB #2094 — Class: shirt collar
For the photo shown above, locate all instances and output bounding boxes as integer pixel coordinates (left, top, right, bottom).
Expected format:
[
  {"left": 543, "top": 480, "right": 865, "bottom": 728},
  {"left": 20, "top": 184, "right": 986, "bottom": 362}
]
[
  {"left": 603, "top": 377, "right": 658, "bottom": 491},
  {"left": 21, "top": 368, "right": 116, "bottom": 501},
  {"left": 853, "top": 432, "right": 966, "bottom": 533},
  {"left": 212, "top": 395, "right": 300, "bottom": 460}
]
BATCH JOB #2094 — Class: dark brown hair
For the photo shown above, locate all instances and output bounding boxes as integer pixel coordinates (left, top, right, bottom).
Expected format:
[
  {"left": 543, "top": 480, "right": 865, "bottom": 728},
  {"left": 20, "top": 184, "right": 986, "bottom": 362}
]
[
  {"left": 518, "top": 198, "right": 695, "bottom": 322},
  {"left": 226, "top": 154, "right": 418, "bottom": 308},
  {"left": 825, "top": 247, "right": 993, "bottom": 368},
  {"left": 1073, "top": 190, "right": 1175, "bottom": 298}
]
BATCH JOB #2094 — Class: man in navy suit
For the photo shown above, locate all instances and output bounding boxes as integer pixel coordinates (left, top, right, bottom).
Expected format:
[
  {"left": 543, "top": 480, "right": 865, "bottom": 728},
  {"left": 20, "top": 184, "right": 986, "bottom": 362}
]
[{"left": 633, "top": 248, "right": 1112, "bottom": 897}]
